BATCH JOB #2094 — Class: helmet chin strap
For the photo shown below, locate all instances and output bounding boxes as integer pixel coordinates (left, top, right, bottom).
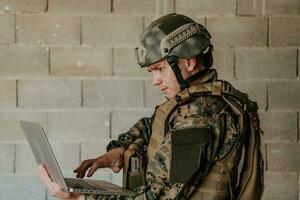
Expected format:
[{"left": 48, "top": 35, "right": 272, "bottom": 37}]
[
  {"left": 167, "top": 56, "right": 209, "bottom": 91},
  {"left": 167, "top": 56, "right": 189, "bottom": 90}
]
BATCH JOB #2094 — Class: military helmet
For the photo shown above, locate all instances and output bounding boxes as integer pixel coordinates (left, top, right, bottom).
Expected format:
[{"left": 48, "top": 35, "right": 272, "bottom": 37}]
[{"left": 135, "top": 13, "right": 212, "bottom": 68}]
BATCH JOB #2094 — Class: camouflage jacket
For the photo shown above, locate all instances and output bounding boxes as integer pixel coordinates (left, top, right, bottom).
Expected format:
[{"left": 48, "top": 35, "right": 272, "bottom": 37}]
[{"left": 86, "top": 69, "right": 240, "bottom": 200}]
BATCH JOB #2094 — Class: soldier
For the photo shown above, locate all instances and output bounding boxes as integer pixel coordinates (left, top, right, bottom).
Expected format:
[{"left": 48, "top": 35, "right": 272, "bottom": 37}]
[{"left": 38, "top": 13, "right": 264, "bottom": 200}]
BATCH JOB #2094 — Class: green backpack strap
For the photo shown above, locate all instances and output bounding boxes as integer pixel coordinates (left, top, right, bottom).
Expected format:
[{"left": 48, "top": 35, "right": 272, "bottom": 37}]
[
  {"left": 217, "top": 81, "right": 264, "bottom": 200},
  {"left": 235, "top": 100, "right": 264, "bottom": 200}
]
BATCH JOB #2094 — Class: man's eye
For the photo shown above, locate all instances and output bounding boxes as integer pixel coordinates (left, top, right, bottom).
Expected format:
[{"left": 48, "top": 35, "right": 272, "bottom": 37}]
[{"left": 158, "top": 67, "right": 165, "bottom": 72}]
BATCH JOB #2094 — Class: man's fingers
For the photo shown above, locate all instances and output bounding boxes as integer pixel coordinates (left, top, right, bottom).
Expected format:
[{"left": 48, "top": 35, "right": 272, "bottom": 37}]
[
  {"left": 48, "top": 182, "right": 71, "bottom": 199},
  {"left": 110, "top": 156, "right": 123, "bottom": 171},
  {"left": 75, "top": 152, "right": 122, "bottom": 178},
  {"left": 73, "top": 167, "right": 79, "bottom": 173},
  {"left": 38, "top": 164, "right": 74, "bottom": 199},
  {"left": 112, "top": 166, "right": 121, "bottom": 173},
  {"left": 111, "top": 161, "right": 122, "bottom": 173},
  {"left": 86, "top": 164, "right": 98, "bottom": 177},
  {"left": 76, "top": 159, "right": 95, "bottom": 178},
  {"left": 86, "top": 156, "right": 108, "bottom": 177}
]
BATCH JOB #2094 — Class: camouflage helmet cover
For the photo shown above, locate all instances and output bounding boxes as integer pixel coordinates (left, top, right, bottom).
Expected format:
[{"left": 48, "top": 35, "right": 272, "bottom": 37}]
[{"left": 135, "top": 13, "right": 212, "bottom": 67}]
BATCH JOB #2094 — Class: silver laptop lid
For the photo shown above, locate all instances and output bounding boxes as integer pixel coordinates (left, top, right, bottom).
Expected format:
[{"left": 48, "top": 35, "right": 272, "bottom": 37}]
[{"left": 20, "top": 121, "right": 69, "bottom": 191}]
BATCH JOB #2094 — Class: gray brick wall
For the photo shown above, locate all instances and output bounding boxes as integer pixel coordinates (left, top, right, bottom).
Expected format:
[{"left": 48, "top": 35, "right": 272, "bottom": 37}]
[{"left": 0, "top": 0, "right": 299, "bottom": 199}]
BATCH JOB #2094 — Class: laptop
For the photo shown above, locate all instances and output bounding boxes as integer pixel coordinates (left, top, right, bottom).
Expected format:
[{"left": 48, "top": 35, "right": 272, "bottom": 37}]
[{"left": 20, "top": 120, "right": 136, "bottom": 197}]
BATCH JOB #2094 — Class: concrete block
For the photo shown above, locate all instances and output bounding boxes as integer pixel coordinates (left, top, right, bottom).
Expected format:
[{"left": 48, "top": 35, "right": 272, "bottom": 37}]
[
  {"left": 16, "top": 141, "right": 79, "bottom": 174},
  {"left": 17, "top": 14, "right": 80, "bottom": 45},
  {"left": 262, "top": 172, "right": 298, "bottom": 200},
  {"left": 265, "top": 0, "right": 299, "bottom": 15},
  {"left": 229, "top": 80, "right": 267, "bottom": 110},
  {"left": 81, "top": 140, "right": 109, "bottom": 159},
  {"left": 0, "top": 46, "right": 48, "bottom": 76},
  {"left": 270, "top": 17, "right": 300, "bottom": 47},
  {"left": 114, "top": 0, "right": 156, "bottom": 15},
  {"left": 0, "top": 120, "right": 26, "bottom": 141},
  {"left": 196, "top": 18, "right": 206, "bottom": 27},
  {"left": 0, "top": 14, "right": 14, "bottom": 44},
  {"left": 49, "top": 0, "right": 110, "bottom": 14},
  {"left": 113, "top": 47, "right": 149, "bottom": 77},
  {"left": 156, "top": 0, "right": 175, "bottom": 15},
  {"left": 213, "top": 48, "right": 234, "bottom": 80},
  {"left": 81, "top": 15, "right": 143, "bottom": 45},
  {"left": 0, "top": 175, "right": 46, "bottom": 200},
  {"left": 144, "top": 79, "right": 165, "bottom": 108},
  {"left": 268, "top": 80, "right": 300, "bottom": 109},
  {"left": 238, "top": 0, "right": 263, "bottom": 15},
  {"left": 51, "top": 47, "right": 112, "bottom": 76},
  {"left": 0, "top": 0, "right": 46, "bottom": 12},
  {"left": 175, "top": 0, "right": 236, "bottom": 15},
  {"left": 0, "top": 109, "right": 47, "bottom": 127},
  {"left": 16, "top": 141, "right": 78, "bottom": 175},
  {"left": 144, "top": 16, "right": 158, "bottom": 29},
  {"left": 18, "top": 79, "right": 81, "bottom": 109},
  {"left": 46, "top": 110, "right": 110, "bottom": 141},
  {"left": 111, "top": 109, "right": 154, "bottom": 138},
  {"left": 83, "top": 79, "right": 143, "bottom": 108},
  {"left": 49, "top": 141, "right": 79, "bottom": 173},
  {"left": 235, "top": 48, "right": 297, "bottom": 79},
  {"left": 268, "top": 143, "right": 300, "bottom": 172},
  {"left": 15, "top": 142, "right": 37, "bottom": 174},
  {"left": 0, "top": 144, "right": 14, "bottom": 173},
  {"left": 259, "top": 110, "right": 297, "bottom": 142},
  {"left": 0, "top": 80, "right": 16, "bottom": 108},
  {"left": 207, "top": 17, "right": 268, "bottom": 47}
]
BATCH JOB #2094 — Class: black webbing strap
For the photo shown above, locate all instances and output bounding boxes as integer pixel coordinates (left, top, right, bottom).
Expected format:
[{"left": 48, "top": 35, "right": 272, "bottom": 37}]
[
  {"left": 185, "top": 68, "right": 210, "bottom": 85},
  {"left": 167, "top": 56, "right": 189, "bottom": 90}
]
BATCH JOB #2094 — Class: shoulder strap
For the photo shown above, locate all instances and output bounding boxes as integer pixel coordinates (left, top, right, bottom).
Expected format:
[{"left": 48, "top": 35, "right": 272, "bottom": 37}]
[{"left": 235, "top": 100, "right": 264, "bottom": 200}]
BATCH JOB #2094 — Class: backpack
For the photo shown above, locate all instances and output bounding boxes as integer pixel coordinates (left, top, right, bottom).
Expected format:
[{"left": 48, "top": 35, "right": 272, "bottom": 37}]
[{"left": 183, "top": 80, "right": 265, "bottom": 200}]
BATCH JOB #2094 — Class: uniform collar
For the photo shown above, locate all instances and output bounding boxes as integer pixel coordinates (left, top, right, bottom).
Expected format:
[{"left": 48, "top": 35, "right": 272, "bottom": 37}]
[{"left": 190, "top": 68, "right": 218, "bottom": 85}]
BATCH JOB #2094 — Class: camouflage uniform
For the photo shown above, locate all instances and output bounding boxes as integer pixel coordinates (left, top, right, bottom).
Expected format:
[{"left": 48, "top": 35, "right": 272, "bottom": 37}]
[{"left": 84, "top": 69, "right": 240, "bottom": 200}]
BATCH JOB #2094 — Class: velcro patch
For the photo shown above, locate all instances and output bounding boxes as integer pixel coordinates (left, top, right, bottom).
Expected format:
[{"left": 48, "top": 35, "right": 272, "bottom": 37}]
[{"left": 169, "top": 127, "right": 211, "bottom": 183}]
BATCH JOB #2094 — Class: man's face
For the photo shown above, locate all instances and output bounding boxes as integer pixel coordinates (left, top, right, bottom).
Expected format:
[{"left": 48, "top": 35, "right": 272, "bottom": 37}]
[{"left": 147, "top": 59, "right": 181, "bottom": 99}]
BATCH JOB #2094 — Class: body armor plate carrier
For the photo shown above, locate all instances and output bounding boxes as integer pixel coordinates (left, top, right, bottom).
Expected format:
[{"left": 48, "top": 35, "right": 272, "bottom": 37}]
[{"left": 124, "top": 80, "right": 264, "bottom": 200}]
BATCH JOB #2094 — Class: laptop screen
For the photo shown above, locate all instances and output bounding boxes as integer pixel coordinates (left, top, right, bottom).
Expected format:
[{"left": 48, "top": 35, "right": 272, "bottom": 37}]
[{"left": 20, "top": 121, "right": 69, "bottom": 191}]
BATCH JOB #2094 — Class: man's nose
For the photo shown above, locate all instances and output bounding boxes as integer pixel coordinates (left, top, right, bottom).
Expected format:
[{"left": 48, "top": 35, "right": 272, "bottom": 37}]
[{"left": 152, "top": 73, "right": 162, "bottom": 86}]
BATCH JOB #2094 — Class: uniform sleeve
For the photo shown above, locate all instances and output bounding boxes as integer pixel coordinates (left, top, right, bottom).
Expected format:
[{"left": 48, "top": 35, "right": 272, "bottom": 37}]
[
  {"left": 213, "top": 109, "right": 240, "bottom": 161},
  {"left": 106, "top": 115, "right": 154, "bottom": 152}
]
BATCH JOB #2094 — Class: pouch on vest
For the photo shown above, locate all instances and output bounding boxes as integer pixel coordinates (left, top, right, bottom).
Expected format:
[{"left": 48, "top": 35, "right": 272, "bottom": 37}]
[
  {"left": 123, "top": 143, "right": 146, "bottom": 190},
  {"left": 169, "top": 127, "right": 211, "bottom": 184}
]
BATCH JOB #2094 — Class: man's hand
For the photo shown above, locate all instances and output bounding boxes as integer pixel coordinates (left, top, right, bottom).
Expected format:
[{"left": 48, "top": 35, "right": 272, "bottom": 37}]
[
  {"left": 74, "top": 147, "right": 125, "bottom": 178},
  {"left": 38, "top": 164, "right": 81, "bottom": 200}
]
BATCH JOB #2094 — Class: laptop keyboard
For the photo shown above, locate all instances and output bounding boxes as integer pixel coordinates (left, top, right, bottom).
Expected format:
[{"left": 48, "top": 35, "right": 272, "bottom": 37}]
[{"left": 64, "top": 178, "right": 106, "bottom": 191}]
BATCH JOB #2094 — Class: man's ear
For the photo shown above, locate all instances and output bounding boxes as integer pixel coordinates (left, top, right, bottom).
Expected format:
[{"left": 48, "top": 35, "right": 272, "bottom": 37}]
[{"left": 186, "top": 57, "right": 197, "bottom": 72}]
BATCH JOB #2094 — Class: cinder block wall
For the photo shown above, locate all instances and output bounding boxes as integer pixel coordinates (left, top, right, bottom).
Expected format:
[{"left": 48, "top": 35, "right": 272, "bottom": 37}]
[{"left": 0, "top": 0, "right": 299, "bottom": 199}]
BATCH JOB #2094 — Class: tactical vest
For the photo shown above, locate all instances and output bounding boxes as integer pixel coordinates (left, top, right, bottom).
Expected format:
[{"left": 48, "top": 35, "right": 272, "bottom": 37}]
[{"left": 147, "top": 80, "right": 264, "bottom": 200}]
